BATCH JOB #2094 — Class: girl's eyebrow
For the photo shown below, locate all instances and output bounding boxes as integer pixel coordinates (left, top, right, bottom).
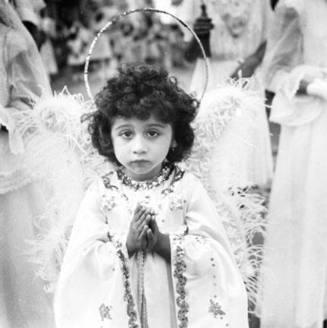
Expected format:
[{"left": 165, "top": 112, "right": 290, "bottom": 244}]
[
  {"left": 146, "top": 123, "right": 167, "bottom": 128},
  {"left": 113, "top": 124, "right": 133, "bottom": 130},
  {"left": 113, "top": 122, "right": 167, "bottom": 130}
]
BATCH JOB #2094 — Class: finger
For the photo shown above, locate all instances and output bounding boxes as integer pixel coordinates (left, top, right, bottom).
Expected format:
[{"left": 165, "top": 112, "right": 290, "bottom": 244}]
[
  {"left": 145, "top": 213, "right": 153, "bottom": 226},
  {"left": 134, "top": 207, "right": 147, "bottom": 226},
  {"left": 149, "top": 217, "right": 158, "bottom": 232},
  {"left": 146, "top": 228, "right": 155, "bottom": 250},
  {"left": 139, "top": 211, "right": 153, "bottom": 227},
  {"left": 134, "top": 204, "right": 143, "bottom": 217},
  {"left": 137, "top": 224, "right": 149, "bottom": 240},
  {"left": 135, "top": 211, "right": 149, "bottom": 230},
  {"left": 147, "top": 228, "right": 153, "bottom": 243}
]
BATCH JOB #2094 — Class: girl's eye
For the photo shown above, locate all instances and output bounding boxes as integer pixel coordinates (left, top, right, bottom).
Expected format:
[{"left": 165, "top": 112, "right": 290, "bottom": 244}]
[
  {"left": 146, "top": 130, "right": 160, "bottom": 137},
  {"left": 119, "top": 130, "right": 133, "bottom": 139}
]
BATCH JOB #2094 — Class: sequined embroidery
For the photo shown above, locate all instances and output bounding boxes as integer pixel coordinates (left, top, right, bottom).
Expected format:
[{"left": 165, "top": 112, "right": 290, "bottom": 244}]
[
  {"left": 101, "top": 194, "right": 117, "bottom": 214},
  {"left": 169, "top": 198, "right": 187, "bottom": 212},
  {"left": 99, "top": 303, "right": 112, "bottom": 321},
  {"left": 209, "top": 299, "right": 226, "bottom": 318},
  {"left": 208, "top": 256, "right": 228, "bottom": 324},
  {"left": 173, "top": 235, "right": 189, "bottom": 328},
  {"left": 116, "top": 163, "right": 173, "bottom": 191},
  {"left": 107, "top": 233, "right": 139, "bottom": 328},
  {"left": 102, "top": 172, "right": 118, "bottom": 190},
  {"left": 161, "top": 165, "right": 185, "bottom": 196}
]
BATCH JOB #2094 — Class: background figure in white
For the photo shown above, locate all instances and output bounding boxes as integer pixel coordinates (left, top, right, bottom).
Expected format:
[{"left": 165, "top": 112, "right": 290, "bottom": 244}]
[
  {"left": 40, "top": 9, "right": 58, "bottom": 80},
  {"left": 258, "top": 1, "right": 327, "bottom": 327},
  {"left": 87, "top": 4, "right": 114, "bottom": 81},
  {"left": 14, "top": 0, "right": 46, "bottom": 49},
  {"left": 66, "top": 20, "right": 92, "bottom": 82},
  {"left": 0, "top": 1, "right": 55, "bottom": 327},
  {"left": 176, "top": 0, "right": 273, "bottom": 189}
]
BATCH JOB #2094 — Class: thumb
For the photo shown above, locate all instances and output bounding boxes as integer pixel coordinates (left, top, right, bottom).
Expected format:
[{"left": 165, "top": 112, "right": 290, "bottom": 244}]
[{"left": 149, "top": 217, "right": 159, "bottom": 233}]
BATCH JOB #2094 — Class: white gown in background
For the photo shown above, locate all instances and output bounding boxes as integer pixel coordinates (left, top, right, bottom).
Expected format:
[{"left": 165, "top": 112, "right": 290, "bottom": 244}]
[
  {"left": 258, "top": 1, "right": 327, "bottom": 327},
  {"left": 0, "top": 24, "right": 55, "bottom": 328},
  {"left": 176, "top": 0, "right": 273, "bottom": 188},
  {"left": 0, "top": 9, "right": 84, "bottom": 326}
]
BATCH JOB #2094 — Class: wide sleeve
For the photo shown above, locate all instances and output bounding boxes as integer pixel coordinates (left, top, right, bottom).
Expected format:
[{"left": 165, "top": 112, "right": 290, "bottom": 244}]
[
  {"left": 263, "top": 0, "right": 325, "bottom": 126},
  {"left": 54, "top": 180, "right": 135, "bottom": 328},
  {"left": 169, "top": 173, "right": 249, "bottom": 328},
  {"left": 0, "top": 29, "right": 50, "bottom": 153}
]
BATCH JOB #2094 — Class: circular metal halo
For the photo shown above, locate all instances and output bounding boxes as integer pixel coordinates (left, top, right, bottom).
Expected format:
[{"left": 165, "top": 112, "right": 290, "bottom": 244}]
[{"left": 84, "top": 7, "right": 209, "bottom": 103}]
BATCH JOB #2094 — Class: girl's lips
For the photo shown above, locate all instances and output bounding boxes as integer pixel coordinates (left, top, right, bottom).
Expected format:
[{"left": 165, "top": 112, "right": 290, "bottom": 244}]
[
  {"left": 129, "top": 160, "right": 151, "bottom": 167},
  {"left": 130, "top": 160, "right": 150, "bottom": 164}
]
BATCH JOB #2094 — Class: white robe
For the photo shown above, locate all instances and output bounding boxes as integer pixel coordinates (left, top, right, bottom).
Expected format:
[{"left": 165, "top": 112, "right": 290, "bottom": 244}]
[
  {"left": 258, "top": 1, "right": 327, "bottom": 327},
  {"left": 0, "top": 24, "right": 55, "bottom": 328},
  {"left": 0, "top": 22, "right": 84, "bottom": 328},
  {"left": 54, "top": 166, "right": 248, "bottom": 328}
]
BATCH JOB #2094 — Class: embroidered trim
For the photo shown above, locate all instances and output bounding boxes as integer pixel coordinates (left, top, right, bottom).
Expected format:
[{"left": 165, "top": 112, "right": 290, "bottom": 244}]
[
  {"left": 102, "top": 171, "right": 119, "bottom": 190},
  {"left": 99, "top": 303, "right": 112, "bottom": 321},
  {"left": 107, "top": 233, "right": 139, "bottom": 328},
  {"left": 117, "top": 163, "right": 173, "bottom": 191},
  {"left": 173, "top": 235, "right": 189, "bottom": 328},
  {"left": 161, "top": 165, "right": 185, "bottom": 196},
  {"left": 208, "top": 255, "right": 228, "bottom": 323},
  {"left": 209, "top": 299, "right": 226, "bottom": 319},
  {"left": 101, "top": 194, "right": 117, "bottom": 214},
  {"left": 169, "top": 198, "right": 187, "bottom": 212}
]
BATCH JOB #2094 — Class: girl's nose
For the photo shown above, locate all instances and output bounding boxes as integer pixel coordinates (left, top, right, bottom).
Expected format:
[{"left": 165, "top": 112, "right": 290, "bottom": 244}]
[{"left": 132, "top": 136, "right": 147, "bottom": 154}]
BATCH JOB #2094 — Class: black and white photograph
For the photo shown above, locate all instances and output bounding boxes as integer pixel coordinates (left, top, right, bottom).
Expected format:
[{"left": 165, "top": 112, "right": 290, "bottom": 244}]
[{"left": 1, "top": 0, "right": 327, "bottom": 327}]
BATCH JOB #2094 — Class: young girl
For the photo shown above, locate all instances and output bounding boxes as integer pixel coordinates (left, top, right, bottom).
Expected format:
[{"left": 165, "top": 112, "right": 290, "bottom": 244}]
[{"left": 54, "top": 64, "right": 249, "bottom": 328}]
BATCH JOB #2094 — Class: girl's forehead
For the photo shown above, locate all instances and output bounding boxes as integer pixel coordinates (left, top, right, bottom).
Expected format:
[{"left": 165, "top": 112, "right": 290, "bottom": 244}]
[{"left": 112, "top": 115, "right": 170, "bottom": 128}]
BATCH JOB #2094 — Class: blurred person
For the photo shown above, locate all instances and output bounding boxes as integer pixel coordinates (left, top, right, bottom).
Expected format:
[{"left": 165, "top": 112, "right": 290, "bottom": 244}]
[
  {"left": 257, "top": 1, "right": 327, "bottom": 327},
  {"left": 66, "top": 19, "right": 91, "bottom": 82},
  {"left": 88, "top": 3, "right": 115, "bottom": 81},
  {"left": 39, "top": 8, "right": 58, "bottom": 81},
  {"left": 0, "top": 1, "right": 55, "bottom": 327},
  {"left": 13, "top": 0, "right": 46, "bottom": 49},
  {"left": 175, "top": 0, "right": 273, "bottom": 192}
]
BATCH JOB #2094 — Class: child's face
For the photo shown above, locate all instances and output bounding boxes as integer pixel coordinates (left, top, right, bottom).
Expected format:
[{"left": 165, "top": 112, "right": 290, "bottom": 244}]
[{"left": 111, "top": 115, "right": 174, "bottom": 181}]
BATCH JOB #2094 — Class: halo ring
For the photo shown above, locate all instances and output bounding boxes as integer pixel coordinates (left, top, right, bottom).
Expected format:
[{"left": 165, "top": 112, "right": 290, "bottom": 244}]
[{"left": 84, "top": 7, "right": 209, "bottom": 103}]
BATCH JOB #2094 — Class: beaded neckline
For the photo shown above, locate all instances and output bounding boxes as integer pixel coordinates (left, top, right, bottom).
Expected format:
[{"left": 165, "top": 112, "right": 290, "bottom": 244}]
[{"left": 116, "top": 163, "right": 173, "bottom": 191}]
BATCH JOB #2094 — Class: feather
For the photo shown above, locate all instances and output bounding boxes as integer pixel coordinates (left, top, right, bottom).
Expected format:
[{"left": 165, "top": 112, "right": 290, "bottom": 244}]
[{"left": 185, "top": 79, "right": 268, "bottom": 311}]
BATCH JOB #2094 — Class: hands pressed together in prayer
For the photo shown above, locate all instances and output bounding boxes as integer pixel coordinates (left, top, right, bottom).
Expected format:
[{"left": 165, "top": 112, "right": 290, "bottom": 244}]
[{"left": 126, "top": 204, "right": 171, "bottom": 262}]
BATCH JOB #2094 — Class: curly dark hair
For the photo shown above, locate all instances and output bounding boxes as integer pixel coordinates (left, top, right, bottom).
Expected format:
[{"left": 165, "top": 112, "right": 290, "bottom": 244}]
[{"left": 85, "top": 64, "right": 199, "bottom": 165}]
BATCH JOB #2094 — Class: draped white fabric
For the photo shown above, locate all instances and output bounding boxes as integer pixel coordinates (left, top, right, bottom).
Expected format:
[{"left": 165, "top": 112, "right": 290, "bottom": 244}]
[
  {"left": 0, "top": 4, "right": 84, "bottom": 326},
  {"left": 0, "top": 13, "right": 55, "bottom": 327},
  {"left": 258, "top": 1, "right": 327, "bottom": 327}
]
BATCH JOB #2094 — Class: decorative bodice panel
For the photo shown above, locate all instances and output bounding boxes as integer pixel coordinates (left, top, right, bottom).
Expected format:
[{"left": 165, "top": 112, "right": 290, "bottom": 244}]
[{"left": 100, "top": 168, "right": 188, "bottom": 236}]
